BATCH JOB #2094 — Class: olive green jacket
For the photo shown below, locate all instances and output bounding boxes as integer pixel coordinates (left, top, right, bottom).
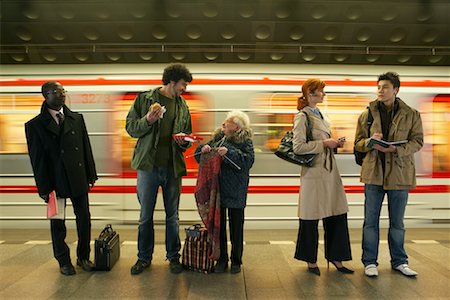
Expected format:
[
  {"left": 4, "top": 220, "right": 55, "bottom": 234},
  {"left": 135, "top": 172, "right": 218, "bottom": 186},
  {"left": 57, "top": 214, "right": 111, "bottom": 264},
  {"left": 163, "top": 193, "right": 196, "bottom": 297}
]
[
  {"left": 125, "top": 88, "right": 192, "bottom": 177},
  {"left": 354, "top": 98, "right": 423, "bottom": 190}
]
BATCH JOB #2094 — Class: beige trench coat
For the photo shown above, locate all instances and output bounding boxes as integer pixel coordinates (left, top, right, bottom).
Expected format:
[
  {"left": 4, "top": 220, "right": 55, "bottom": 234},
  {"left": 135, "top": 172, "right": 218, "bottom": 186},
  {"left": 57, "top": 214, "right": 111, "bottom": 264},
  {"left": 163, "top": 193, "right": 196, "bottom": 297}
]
[{"left": 292, "top": 109, "right": 348, "bottom": 220}]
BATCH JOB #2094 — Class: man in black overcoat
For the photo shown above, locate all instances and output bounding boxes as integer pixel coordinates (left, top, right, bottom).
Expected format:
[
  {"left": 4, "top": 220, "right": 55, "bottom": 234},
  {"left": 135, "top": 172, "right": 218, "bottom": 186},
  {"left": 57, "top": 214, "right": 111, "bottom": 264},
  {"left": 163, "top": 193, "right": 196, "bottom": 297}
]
[{"left": 25, "top": 81, "right": 98, "bottom": 275}]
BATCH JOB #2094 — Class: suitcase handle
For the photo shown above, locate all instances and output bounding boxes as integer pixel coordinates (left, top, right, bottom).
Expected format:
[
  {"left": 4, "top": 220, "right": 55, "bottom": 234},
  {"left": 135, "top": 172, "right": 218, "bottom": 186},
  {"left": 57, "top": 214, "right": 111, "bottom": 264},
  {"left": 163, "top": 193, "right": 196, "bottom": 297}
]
[
  {"left": 100, "top": 224, "right": 112, "bottom": 234},
  {"left": 185, "top": 224, "right": 203, "bottom": 231},
  {"left": 185, "top": 224, "right": 204, "bottom": 238},
  {"left": 99, "top": 224, "right": 115, "bottom": 241}
]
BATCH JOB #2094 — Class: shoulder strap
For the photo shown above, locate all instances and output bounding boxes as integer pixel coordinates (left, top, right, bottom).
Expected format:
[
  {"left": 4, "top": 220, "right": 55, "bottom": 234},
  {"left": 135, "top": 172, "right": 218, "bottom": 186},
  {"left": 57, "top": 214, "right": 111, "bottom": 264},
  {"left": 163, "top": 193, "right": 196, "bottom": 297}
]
[
  {"left": 367, "top": 107, "right": 373, "bottom": 136},
  {"left": 302, "top": 111, "right": 313, "bottom": 142}
]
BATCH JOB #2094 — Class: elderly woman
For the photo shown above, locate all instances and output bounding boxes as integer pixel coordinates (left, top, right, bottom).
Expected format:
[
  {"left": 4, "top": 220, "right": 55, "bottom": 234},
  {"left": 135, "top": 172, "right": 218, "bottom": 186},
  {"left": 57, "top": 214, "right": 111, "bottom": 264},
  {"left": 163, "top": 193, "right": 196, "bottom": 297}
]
[
  {"left": 195, "top": 110, "right": 254, "bottom": 274},
  {"left": 293, "top": 78, "right": 353, "bottom": 276}
]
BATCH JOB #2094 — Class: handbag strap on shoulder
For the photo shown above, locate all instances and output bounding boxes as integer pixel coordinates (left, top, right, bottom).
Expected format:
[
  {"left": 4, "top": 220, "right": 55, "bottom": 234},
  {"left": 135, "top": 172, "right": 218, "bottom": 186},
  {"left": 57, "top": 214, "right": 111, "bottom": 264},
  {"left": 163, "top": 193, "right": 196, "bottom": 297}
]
[{"left": 302, "top": 111, "right": 313, "bottom": 142}]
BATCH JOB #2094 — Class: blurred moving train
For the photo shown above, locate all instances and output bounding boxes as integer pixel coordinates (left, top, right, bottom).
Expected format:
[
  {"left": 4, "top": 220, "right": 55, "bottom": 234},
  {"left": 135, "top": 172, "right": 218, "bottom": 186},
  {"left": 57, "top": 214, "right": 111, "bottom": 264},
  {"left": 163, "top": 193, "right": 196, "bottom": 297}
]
[{"left": 0, "top": 64, "right": 449, "bottom": 229}]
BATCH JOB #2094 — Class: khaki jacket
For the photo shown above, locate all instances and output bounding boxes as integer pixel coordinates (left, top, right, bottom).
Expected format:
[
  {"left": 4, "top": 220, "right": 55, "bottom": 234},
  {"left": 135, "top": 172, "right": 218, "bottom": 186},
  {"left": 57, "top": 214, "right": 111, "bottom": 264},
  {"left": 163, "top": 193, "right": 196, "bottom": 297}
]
[
  {"left": 354, "top": 98, "right": 423, "bottom": 190},
  {"left": 293, "top": 109, "right": 348, "bottom": 220}
]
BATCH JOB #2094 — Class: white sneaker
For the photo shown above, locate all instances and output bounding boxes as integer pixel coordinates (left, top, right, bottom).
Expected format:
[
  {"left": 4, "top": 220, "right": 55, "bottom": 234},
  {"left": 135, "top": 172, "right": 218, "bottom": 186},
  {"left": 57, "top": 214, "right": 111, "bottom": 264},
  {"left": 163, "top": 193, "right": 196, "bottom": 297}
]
[
  {"left": 364, "top": 264, "right": 378, "bottom": 277},
  {"left": 394, "top": 264, "right": 418, "bottom": 277}
]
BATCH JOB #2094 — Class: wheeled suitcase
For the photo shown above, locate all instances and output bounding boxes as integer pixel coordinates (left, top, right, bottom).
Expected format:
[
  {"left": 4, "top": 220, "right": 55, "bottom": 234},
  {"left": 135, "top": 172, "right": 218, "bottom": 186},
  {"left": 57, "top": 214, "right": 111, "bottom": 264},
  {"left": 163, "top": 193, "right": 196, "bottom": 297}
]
[
  {"left": 95, "top": 224, "right": 120, "bottom": 271},
  {"left": 182, "top": 224, "right": 214, "bottom": 274}
]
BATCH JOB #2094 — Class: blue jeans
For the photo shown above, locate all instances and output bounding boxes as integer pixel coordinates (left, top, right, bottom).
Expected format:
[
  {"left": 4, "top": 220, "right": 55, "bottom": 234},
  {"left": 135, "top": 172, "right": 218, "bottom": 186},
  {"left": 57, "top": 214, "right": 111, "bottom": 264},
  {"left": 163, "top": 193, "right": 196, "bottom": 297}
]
[
  {"left": 136, "top": 167, "right": 181, "bottom": 263},
  {"left": 362, "top": 184, "right": 409, "bottom": 268}
]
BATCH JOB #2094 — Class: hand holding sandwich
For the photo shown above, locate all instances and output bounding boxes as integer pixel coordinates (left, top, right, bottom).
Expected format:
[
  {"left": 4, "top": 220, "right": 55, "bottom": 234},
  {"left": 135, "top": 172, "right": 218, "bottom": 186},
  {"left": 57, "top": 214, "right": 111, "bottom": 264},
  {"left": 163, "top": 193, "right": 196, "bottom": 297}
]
[{"left": 146, "top": 102, "right": 165, "bottom": 125}]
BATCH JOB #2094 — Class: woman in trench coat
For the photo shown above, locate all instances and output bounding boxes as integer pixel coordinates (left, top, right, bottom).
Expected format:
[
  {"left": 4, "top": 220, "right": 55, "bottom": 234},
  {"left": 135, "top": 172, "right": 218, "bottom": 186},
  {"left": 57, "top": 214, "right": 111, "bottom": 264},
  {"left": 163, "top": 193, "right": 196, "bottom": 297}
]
[{"left": 292, "top": 78, "right": 353, "bottom": 276}]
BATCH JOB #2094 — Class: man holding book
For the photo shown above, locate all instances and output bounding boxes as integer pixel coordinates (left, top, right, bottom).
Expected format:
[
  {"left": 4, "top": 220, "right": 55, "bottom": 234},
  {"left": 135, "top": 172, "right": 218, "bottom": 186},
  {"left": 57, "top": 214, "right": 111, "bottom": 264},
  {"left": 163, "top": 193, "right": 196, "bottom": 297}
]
[
  {"left": 354, "top": 72, "right": 423, "bottom": 278},
  {"left": 25, "top": 81, "right": 98, "bottom": 275}
]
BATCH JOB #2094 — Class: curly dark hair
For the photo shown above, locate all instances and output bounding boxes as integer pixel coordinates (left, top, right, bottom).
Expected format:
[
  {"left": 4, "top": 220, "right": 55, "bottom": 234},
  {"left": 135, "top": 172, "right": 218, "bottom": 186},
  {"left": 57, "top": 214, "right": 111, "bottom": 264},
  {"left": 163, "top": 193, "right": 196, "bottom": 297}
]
[
  {"left": 162, "top": 63, "right": 193, "bottom": 85},
  {"left": 378, "top": 72, "right": 400, "bottom": 89}
]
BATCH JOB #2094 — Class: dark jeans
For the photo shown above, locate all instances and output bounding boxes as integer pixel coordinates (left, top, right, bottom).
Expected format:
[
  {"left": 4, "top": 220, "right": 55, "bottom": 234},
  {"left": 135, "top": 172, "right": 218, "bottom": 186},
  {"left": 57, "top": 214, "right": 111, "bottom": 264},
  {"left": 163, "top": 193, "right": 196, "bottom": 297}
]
[
  {"left": 362, "top": 184, "right": 409, "bottom": 268},
  {"left": 295, "top": 213, "right": 352, "bottom": 263},
  {"left": 50, "top": 193, "right": 91, "bottom": 266},
  {"left": 136, "top": 167, "right": 181, "bottom": 263},
  {"left": 218, "top": 207, "right": 245, "bottom": 266}
]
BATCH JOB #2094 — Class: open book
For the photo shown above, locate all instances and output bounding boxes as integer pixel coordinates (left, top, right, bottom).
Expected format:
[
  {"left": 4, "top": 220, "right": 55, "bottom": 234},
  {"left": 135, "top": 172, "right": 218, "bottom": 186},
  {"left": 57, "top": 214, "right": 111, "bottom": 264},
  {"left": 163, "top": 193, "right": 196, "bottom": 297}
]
[
  {"left": 47, "top": 191, "right": 66, "bottom": 220},
  {"left": 367, "top": 137, "right": 408, "bottom": 149}
]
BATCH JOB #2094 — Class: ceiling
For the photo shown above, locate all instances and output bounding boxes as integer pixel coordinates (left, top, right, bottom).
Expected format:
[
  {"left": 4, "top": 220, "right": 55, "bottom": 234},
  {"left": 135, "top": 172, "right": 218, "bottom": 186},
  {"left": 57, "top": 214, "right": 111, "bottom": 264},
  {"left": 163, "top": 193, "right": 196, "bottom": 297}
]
[{"left": 1, "top": 0, "right": 449, "bottom": 65}]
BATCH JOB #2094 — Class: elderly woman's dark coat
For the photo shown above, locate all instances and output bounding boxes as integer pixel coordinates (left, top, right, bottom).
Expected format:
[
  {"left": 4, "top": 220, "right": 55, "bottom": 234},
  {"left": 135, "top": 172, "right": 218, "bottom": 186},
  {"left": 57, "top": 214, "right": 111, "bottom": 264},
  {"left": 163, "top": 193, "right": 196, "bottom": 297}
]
[{"left": 195, "top": 128, "right": 254, "bottom": 208}]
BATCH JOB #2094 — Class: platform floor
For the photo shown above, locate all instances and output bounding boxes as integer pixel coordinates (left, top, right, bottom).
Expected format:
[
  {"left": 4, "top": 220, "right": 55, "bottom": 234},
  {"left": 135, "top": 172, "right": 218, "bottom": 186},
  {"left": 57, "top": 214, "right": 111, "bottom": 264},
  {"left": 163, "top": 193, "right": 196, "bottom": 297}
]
[{"left": 0, "top": 228, "right": 449, "bottom": 299}]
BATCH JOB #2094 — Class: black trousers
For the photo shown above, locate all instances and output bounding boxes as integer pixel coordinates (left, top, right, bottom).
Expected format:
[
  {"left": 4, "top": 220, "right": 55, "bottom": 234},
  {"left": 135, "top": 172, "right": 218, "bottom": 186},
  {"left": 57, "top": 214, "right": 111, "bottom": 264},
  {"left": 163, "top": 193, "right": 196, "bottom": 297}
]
[
  {"left": 50, "top": 193, "right": 91, "bottom": 266},
  {"left": 218, "top": 207, "right": 244, "bottom": 266},
  {"left": 294, "top": 213, "right": 352, "bottom": 263}
]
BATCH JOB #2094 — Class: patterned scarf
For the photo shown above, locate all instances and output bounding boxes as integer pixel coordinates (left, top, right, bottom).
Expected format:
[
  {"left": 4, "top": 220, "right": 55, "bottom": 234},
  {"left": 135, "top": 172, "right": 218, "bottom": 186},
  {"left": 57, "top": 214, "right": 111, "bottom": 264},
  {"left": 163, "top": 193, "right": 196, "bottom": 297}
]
[{"left": 194, "top": 151, "right": 222, "bottom": 260}]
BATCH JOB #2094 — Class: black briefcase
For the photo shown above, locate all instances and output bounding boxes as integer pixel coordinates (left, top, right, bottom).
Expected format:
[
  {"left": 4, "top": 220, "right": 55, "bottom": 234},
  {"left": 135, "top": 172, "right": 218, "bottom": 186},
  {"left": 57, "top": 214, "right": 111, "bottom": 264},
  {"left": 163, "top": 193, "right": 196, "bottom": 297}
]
[{"left": 95, "top": 224, "right": 120, "bottom": 271}]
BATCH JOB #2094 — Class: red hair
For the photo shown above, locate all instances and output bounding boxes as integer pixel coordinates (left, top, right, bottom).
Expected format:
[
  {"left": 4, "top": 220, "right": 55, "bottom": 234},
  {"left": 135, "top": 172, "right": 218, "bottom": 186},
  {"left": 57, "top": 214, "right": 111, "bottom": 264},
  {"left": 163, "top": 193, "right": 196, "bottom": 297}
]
[{"left": 297, "top": 78, "right": 326, "bottom": 110}]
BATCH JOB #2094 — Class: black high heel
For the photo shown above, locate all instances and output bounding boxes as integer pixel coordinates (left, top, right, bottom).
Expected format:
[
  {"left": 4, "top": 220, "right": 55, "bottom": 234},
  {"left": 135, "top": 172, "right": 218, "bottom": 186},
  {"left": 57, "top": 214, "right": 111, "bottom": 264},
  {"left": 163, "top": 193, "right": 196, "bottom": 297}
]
[
  {"left": 327, "top": 261, "right": 354, "bottom": 274},
  {"left": 307, "top": 263, "right": 320, "bottom": 276}
]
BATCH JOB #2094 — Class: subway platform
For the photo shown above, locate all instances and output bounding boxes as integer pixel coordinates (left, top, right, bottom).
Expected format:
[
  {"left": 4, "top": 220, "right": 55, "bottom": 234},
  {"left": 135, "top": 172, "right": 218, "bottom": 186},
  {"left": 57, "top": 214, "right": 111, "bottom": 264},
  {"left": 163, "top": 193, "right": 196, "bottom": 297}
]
[{"left": 0, "top": 228, "right": 449, "bottom": 299}]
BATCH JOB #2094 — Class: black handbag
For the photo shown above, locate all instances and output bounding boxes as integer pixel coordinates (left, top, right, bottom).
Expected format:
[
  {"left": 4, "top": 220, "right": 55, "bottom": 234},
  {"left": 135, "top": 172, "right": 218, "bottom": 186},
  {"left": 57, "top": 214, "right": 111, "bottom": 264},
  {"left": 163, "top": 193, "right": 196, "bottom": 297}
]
[{"left": 274, "top": 111, "right": 317, "bottom": 167}]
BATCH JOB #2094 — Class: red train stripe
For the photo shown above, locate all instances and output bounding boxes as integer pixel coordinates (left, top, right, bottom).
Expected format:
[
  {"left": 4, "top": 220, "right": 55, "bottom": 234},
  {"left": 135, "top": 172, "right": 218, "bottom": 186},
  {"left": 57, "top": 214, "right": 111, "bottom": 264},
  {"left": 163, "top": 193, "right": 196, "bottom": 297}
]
[
  {"left": 100, "top": 171, "right": 450, "bottom": 179},
  {"left": 1, "top": 185, "right": 448, "bottom": 194},
  {"left": 0, "top": 78, "right": 449, "bottom": 87}
]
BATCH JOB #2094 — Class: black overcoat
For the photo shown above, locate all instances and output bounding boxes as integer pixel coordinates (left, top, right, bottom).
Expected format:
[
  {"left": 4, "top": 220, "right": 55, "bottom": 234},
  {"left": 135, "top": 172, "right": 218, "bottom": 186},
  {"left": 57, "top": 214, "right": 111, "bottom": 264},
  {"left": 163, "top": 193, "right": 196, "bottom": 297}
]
[{"left": 25, "top": 101, "right": 98, "bottom": 198}]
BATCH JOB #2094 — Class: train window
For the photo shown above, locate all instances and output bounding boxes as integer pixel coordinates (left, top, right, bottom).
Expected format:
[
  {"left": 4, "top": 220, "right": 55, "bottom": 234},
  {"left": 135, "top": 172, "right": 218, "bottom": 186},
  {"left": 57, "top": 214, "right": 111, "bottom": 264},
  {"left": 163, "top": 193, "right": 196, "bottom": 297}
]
[
  {"left": 0, "top": 94, "right": 43, "bottom": 154},
  {"left": 422, "top": 94, "right": 450, "bottom": 177},
  {"left": 250, "top": 92, "right": 372, "bottom": 154},
  {"left": 431, "top": 96, "right": 450, "bottom": 175},
  {"left": 0, "top": 92, "right": 121, "bottom": 175}
]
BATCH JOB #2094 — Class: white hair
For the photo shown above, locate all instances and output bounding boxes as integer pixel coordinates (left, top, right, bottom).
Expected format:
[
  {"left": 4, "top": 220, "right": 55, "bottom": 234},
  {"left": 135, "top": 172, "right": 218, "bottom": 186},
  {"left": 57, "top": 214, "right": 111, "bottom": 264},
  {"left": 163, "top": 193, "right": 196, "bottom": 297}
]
[{"left": 226, "top": 110, "right": 251, "bottom": 130}]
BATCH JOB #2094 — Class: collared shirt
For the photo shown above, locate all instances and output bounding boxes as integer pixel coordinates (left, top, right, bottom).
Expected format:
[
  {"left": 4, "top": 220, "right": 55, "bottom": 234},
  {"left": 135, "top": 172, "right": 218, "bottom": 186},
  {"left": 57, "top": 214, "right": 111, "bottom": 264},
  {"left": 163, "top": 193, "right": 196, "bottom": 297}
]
[
  {"left": 48, "top": 108, "right": 64, "bottom": 125},
  {"left": 306, "top": 106, "right": 322, "bottom": 118}
]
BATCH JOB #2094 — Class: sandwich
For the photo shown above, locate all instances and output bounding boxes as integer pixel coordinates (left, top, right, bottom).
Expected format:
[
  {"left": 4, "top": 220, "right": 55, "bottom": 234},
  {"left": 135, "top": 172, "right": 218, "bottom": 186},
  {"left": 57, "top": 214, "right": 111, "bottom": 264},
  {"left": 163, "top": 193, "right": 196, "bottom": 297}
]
[
  {"left": 149, "top": 102, "right": 166, "bottom": 118},
  {"left": 149, "top": 102, "right": 162, "bottom": 112}
]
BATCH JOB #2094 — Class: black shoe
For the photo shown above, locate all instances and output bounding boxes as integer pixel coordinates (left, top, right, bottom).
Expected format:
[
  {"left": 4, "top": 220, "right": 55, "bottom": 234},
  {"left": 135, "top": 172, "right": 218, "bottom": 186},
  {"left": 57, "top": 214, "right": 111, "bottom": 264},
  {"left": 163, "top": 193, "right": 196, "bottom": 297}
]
[
  {"left": 230, "top": 264, "right": 241, "bottom": 274},
  {"left": 328, "top": 261, "right": 354, "bottom": 274},
  {"left": 169, "top": 258, "right": 183, "bottom": 274},
  {"left": 130, "top": 259, "right": 151, "bottom": 275},
  {"left": 77, "top": 259, "right": 95, "bottom": 272},
  {"left": 214, "top": 261, "right": 228, "bottom": 273},
  {"left": 308, "top": 267, "right": 320, "bottom": 276},
  {"left": 307, "top": 262, "right": 320, "bottom": 276},
  {"left": 60, "top": 263, "right": 76, "bottom": 276}
]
